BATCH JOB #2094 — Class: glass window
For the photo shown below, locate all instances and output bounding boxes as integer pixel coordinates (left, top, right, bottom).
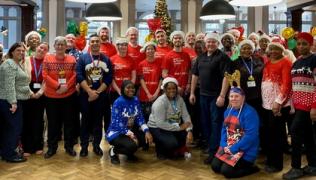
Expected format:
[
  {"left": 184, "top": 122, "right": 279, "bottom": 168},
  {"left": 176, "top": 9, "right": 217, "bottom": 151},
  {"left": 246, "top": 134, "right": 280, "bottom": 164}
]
[
  {"left": 302, "top": 11, "right": 312, "bottom": 32},
  {"left": 8, "top": 20, "right": 17, "bottom": 45},
  {"left": 66, "top": 9, "right": 75, "bottom": 18},
  {"left": 0, "top": 20, "right": 3, "bottom": 47},
  {"left": 268, "top": 2, "right": 287, "bottom": 35},
  {"left": 8, "top": 7, "right": 17, "bottom": 17},
  {"left": 0, "top": 7, "right": 4, "bottom": 16}
]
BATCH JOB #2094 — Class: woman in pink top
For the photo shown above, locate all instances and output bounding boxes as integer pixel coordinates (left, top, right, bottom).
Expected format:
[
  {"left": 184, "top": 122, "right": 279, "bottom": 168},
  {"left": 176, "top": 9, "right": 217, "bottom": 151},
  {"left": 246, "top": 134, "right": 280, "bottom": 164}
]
[{"left": 261, "top": 42, "right": 292, "bottom": 173}]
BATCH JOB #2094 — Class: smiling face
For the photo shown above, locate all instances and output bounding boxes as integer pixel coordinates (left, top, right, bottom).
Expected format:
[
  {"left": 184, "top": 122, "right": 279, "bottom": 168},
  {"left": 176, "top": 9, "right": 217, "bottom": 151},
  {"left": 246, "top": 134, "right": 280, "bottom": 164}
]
[
  {"left": 240, "top": 44, "right": 253, "bottom": 58},
  {"left": 123, "top": 83, "right": 136, "bottom": 98},
  {"left": 229, "top": 91, "right": 244, "bottom": 109},
  {"left": 172, "top": 34, "right": 183, "bottom": 48},
  {"left": 99, "top": 28, "right": 109, "bottom": 42},
  {"left": 155, "top": 32, "right": 167, "bottom": 45},
  {"left": 89, "top": 36, "right": 101, "bottom": 53},
  {"left": 28, "top": 34, "right": 40, "bottom": 49},
  {"left": 297, "top": 38, "right": 311, "bottom": 56},
  {"left": 127, "top": 29, "right": 138, "bottom": 44},
  {"left": 221, "top": 35, "right": 234, "bottom": 48},
  {"left": 35, "top": 43, "right": 49, "bottom": 59},
  {"left": 259, "top": 38, "right": 270, "bottom": 50},
  {"left": 205, "top": 38, "right": 219, "bottom": 53},
  {"left": 165, "top": 82, "right": 177, "bottom": 99},
  {"left": 268, "top": 45, "right": 283, "bottom": 60},
  {"left": 145, "top": 45, "right": 156, "bottom": 59},
  {"left": 12, "top": 46, "right": 25, "bottom": 61}
]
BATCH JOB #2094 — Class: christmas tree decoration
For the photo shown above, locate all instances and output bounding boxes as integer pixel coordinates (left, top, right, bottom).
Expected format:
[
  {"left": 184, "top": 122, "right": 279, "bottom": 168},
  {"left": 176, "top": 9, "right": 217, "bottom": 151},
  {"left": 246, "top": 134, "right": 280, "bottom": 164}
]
[{"left": 154, "top": 0, "right": 172, "bottom": 41}]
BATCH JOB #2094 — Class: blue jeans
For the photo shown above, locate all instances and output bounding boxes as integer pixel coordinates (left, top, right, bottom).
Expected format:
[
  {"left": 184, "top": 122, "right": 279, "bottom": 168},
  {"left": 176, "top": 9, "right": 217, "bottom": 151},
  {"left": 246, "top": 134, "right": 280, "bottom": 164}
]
[{"left": 199, "top": 95, "right": 224, "bottom": 156}]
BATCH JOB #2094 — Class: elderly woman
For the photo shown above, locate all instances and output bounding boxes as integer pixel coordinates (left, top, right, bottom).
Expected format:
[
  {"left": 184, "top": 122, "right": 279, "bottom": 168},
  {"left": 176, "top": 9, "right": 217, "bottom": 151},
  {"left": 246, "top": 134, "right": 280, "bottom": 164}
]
[
  {"left": 0, "top": 42, "right": 31, "bottom": 163},
  {"left": 107, "top": 80, "right": 153, "bottom": 164},
  {"left": 42, "top": 36, "right": 77, "bottom": 159},
  {"left": 221, "top": 33, "right": 239, "bottom": 60},
  {"left": 261, "top": 42, "right": 292, "bottom": 173},
  {"left": 21, "top": 42, "right": 49, "bottom": 157},
  {"left": 211, "top": 84, "right": 260, "bottom": 178},
  {"left": 25, "top": 31, "right": 41, "bottom": 56},
  {"left": 148, "top": 77, "right": 193, "bottom": 160}
]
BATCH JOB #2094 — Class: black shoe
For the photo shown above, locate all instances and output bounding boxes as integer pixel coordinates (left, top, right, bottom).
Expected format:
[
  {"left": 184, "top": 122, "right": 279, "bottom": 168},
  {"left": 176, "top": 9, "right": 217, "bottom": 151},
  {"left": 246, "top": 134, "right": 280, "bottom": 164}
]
[
  {"left": 44, "top": 149, "right": 56, "bottom": 159},
  {"left": 65, "top": 148, "right": 76, "bottom": 157},
  {"left": 5, "top": 155, "right": 27, "bottom": 163},
  {"left": 204, "top": 156, "right": 213, "bottom": 165},
  {"left": 80, "top": 148, "right": 88, "bottom": 157},
  {"left": 108, "top": 147, "right": 120, "bottom": 165},
  {"left": 282, "top": 168, "right": 304, "bottom": 180},
  {"left": 264, "top": 165, "right": 282, "bottom": 173},
  {"left": 303, "top": 165, "right": 316, "bottom": 176},
  {"left": 93, "top": 146, "right": 103, "bottom": 156},
  {"left": 127, "top": 154, "right": 138, "bottom": 162}
]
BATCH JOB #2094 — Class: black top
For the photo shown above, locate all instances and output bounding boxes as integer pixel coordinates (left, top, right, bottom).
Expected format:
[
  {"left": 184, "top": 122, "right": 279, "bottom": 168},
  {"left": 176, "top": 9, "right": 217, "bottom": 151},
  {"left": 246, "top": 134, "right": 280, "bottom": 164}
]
[
  {"left": 192, "top": 49, "right": 231, "bottom": 96},
  {"left": 226, "top": 56, "right": 264, "bottom": 101}
]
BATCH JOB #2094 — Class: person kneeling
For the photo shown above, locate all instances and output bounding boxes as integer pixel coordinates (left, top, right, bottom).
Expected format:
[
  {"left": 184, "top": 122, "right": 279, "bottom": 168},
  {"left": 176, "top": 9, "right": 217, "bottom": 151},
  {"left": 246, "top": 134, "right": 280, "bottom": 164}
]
[
  {"left": 211, "top": 72, "right": 259, "bottom": 178},
  {"left": 106, "top": 80, "right": 153, "bottom": 164},
  {"left": 148, "top": 77, "right": 193, "bottom": 160}
]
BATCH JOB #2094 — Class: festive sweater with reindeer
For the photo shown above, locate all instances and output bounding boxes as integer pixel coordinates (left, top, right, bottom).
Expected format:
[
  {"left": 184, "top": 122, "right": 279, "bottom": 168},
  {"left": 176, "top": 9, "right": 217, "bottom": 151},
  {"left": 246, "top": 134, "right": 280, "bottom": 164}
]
[
  {"left": 291, "top": 54, "right": 316, "bottom": 112},
  {"left": 106, "top": 96, "right": 149, "bottom": 142},
  {"left": 76, "top": 53, "right": 113, "bottom": 90}
]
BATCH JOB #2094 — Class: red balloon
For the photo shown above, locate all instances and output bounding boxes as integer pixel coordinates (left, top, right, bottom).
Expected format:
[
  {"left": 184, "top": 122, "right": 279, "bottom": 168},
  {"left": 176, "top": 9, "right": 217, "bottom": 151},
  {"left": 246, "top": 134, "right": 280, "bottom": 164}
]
[{"left": 75, "top": 35, "right": 86, "bottom": 51}]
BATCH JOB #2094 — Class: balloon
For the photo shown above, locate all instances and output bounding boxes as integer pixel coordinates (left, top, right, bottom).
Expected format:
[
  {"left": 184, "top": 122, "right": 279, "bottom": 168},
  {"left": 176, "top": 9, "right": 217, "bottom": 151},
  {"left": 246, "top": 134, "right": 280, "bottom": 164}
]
[
  {"left": 311, "top": 27, "right": 316, "bottom": 37},
  {"left": 38, "top": 27, "right": 47, "bottom": 38},
  {"left": 287, "top": 38, "right": 297, "bottom": 50},
  {"left": 67, "top": 20, "right": 79, "bottom": 36},
  {"left": 281, "top": 27, "right": 295, "bottom": 40},
  {"left": 75, "top": 35, "right": 86, "bottom": 51},
  {"left": 79, "top": 21, "right": 88, "bottom": 37}
]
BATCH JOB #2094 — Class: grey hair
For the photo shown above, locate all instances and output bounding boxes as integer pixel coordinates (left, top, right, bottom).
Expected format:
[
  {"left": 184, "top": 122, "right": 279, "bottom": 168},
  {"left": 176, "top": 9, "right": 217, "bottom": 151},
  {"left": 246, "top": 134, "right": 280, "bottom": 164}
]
[{"left": 54, "top": 36, "right": 67, "bottom": 46}]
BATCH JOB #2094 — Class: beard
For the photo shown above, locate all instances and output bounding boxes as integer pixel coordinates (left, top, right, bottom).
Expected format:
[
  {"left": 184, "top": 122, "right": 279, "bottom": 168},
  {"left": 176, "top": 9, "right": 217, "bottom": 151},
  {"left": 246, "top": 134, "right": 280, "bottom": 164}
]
[{"left": 100, "top": 35, "right": 108, "bottom": 42}]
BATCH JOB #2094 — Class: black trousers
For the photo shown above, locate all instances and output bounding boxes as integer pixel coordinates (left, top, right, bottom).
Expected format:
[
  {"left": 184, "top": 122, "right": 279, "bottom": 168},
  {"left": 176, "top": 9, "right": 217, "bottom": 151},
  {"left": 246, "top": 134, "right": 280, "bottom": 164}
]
[
  {"left": 290, "top": 110, "right": 316, "bottom": 168},
  {"left": 184, "top": 88, "right": 201, "bottom": 140},
  {"left": 46, "top": 93, "right": 77, "bottom": 151},
  {"left": 109, "top": 134, "right": 138, "bottom": 156},
  {"left": 149, "top": 128, "right": 186, "bottom": 157},
  {"left": 21, "top": 95, "right": 46, "bottom": 153},
  {"left": 0, "top": 100, "right": 23, "bottom": 159},
  {"left": 80, "top": 92, "right": 107, "bottom": 148},
  {"left": 211, "top": 157, "right": 257, "bottom": 178},
  {"left": 264, "top": 107, "right": 290, "bottom": 170}
]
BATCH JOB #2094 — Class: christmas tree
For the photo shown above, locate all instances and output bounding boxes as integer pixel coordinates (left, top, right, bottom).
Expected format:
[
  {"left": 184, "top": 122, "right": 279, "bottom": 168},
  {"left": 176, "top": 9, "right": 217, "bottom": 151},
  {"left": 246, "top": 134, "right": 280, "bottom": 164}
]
[{"left": 154, "top": 0, "right": 172, "bottom": 40}]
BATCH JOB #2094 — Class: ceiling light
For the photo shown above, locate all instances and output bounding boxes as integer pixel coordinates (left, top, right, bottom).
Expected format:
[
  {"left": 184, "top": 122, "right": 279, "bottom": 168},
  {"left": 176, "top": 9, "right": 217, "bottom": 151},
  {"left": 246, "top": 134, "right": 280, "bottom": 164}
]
[
  {"left": 67, "top": 0, "right": 116, "bottom": 3},
  {"left": 229, "top": 0, "right": 283, "bottom": 7},
  {"left": 86, "top": 3, "right": 122, "bottom": 21},
  {"left": 200, "top": 0, "right": 236, "bottom": 20}
]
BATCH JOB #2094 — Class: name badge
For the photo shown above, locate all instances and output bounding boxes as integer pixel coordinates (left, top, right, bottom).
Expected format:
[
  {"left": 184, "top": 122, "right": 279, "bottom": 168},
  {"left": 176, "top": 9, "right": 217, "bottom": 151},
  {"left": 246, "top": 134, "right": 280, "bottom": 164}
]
[
  {"left": 58, "top": 78, "right": 67, "bottom": 84},
  {"left": 33, "top": 83, "right": 41, "bottom": 89},
  {"left": 247, "top": 81, "right": 256, "bottom": 87}
]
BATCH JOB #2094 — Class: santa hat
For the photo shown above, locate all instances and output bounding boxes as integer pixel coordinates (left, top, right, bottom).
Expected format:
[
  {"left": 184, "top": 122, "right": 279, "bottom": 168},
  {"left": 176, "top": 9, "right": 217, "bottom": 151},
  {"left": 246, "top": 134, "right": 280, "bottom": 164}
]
[
  {"left": 238, "top": 40, "right": 255, "bottom": 53},
  {"left": 221, "top": 33, "right": 235, "bottom": 44},
  {"left": 185, "top": 32, "right": 196, "bottom": 39},
  {"left": 154, "top": 29, "right": 166, "bottom": 37},
  {"left": 259, "top": 34, "right": 271, "bottom": 42},
  {"left": 248, "top": 32, "right": 259, "bottom": 40},
  {"left": 170, "top": 31, "right": 185, "bottom": 41},
  {"left": 227, "top": 29, "right": 241, "bottom": 38},
  {"left": 271, "top": 36, "right": 286, "bottom": 48},
  {"left": 140, "top": 41, "right": 156, "bottom": 53},
  {"left": 96, "top": 25, "right": 110, "bottom": 35},
  {"left": 115, "top": 37, "right": 128, "bottom": 44},
  {"left": 297, "top": 32, "right": 313, "bottom": 45},
  {"left": 125, "top": 27, "right": 138, "bottom": 36},
  {"left": 25, "top": 31, "right": 41, "bottom": 44},
  {"left": 161, "top": 77, "right": 178, "bottom": 90},
  {"left": 268, "top": 42, "right": 285, "bottom": 52},
  {"left": 204, "top": 32, "right": 220, "bottom": 42}
]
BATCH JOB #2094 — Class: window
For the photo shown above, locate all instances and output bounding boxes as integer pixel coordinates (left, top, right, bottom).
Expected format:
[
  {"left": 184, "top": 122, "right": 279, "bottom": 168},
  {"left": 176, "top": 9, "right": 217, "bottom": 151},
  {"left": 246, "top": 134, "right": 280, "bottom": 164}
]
[
  {"left": 0, "top": 6, "right": 21, "bottom": 49},
  {"left": 301, "top": 11, "right": 312, "bottom": 32},
  {"left": 268, "top": 2, "right": 287, "bottom": 35}
]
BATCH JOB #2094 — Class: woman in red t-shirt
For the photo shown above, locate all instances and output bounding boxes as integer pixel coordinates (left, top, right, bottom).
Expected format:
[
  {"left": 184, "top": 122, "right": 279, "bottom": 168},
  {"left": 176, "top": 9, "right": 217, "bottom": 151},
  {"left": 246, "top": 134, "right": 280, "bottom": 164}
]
[{"left": 137, "top": 42, "right": 162, "bottom": 123}]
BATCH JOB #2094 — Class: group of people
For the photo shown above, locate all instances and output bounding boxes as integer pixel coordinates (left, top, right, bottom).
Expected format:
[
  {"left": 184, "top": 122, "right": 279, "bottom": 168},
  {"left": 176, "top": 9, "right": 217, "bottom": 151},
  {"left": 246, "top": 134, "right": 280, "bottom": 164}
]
[{"left": 0, "top": 24, "right": 316, "bottom": 180}]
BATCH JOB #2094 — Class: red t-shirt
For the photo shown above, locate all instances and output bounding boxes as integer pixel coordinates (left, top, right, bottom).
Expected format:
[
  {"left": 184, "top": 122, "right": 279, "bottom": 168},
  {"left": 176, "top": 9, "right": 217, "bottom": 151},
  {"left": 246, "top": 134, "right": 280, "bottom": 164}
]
[
  {"left": 137, "top": 58, "right": 162, "bottom": 102},
  {"left": 100, "top": 42, "right": 117, "bottom": 58},
  {"left": 155, "top": 45, "right": 172, "bottom": 59},
  {"left": 182, "top": 47, "right": 197, "bottom": 61},
  {"left": 127, "top": 44, "right": 145, "bottom": 66},
  {"left": 162, "top": 50, "right": 191, "bottom": 89},
  {"left": 111, "top": 54, "right": 136, "bottom": 90}
]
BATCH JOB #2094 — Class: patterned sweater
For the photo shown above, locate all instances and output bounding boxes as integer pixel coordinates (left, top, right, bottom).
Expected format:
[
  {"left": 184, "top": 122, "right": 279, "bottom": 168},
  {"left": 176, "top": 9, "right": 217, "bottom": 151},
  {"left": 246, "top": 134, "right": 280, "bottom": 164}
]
[
  {"left": 0, "top": 59, "right": 31, "bottom": 104},
  {"left": 291, "top": 54, "right": 316, "bottom": 111},
  {"left": 106, "top": 96, "right": 149, "bottom": 142}
]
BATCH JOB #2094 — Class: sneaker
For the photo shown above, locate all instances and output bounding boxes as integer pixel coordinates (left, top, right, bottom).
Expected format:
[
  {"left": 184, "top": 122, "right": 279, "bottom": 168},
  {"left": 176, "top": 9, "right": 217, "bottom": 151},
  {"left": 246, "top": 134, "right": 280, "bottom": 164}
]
[
  {"left": 108, "top": 147, "right": 120, "bottom": 165},
  {"left": 303, "top": 165, "right": 316, "bottom": 176},
  {"left": 264, "top": 165, "right": 282, "bottom": 173},
  {"left": 282, "top": 168, "right": 304, "bottom": 180}
]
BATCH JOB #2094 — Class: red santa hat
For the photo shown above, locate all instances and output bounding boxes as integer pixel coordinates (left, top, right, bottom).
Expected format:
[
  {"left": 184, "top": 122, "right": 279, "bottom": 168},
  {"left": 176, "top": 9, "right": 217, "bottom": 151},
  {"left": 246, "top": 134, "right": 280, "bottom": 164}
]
[{"left": 297, "top": 32, "right": 313, "bottom": 45}]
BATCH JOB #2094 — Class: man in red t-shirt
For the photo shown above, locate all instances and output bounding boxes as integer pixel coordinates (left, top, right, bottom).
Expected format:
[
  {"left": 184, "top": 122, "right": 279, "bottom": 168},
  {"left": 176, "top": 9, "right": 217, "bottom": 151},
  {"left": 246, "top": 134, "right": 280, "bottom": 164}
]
[
  {"left": 96, "top": 25, "right": 117, "bottom": 58},
  {"left": 126, "top": 27, "right": 145, "bottom": 66},
  {"left": 162, "top": 31, "right": 191, "bottom": 96},
  {"left": 154, "top": 29, "right": 172, "bottom": 60},
  {"left": 183, "top": 32, "right": 197, "bottom": 61}
]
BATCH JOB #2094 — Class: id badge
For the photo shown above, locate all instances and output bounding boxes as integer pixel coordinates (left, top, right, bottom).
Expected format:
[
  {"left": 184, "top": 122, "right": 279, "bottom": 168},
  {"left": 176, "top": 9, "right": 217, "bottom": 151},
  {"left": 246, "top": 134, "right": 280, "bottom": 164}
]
[
  {"left": 33, "top": 83, "right": 41, "bottom": 89},
  {"left": 247, "top": 80, "right": 256, "bottom": 87},
  {"left": 58, "top": 78, "right": 66, "bottom": 84}
]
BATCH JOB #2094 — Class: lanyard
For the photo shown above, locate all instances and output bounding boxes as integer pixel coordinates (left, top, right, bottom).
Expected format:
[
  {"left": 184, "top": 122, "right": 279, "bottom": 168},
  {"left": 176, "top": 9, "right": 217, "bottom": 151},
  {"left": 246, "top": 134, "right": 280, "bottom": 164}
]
[
  {"left": 90, "top": 53, "right": 100, "bottom": 67},
  {"left": 241, "top": 58, "right": 253, "bottom": 77},
  {"left": 171, "top": 99, "right": 178, "bottom": 113},
  {"left": 32, "top": 57, "right": 42, "bottom": 82}
]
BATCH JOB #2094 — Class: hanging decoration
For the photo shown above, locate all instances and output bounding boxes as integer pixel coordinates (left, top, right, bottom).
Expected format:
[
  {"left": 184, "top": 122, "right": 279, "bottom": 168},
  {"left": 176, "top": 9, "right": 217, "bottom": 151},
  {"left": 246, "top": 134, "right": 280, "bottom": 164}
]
[
  {"left": 145, "top": 18, "right": 161, "bottom": 43},
  {"left": 67, "top": 20, "right": 80, "bottom": 36},
  {"left": 310, "top": 26, "right": 316, "bottom": 37},
  {"left": 38, "top": 27, "right": 47, "bottom": 39},
  {"left": 66, "top": 20, "right": 87, "bottom": 51},
  {"left": 154, "top": 0, "right": 172, "bottom": 40},
  {"left": 79, "top": 21, "right": 88, "bottom": 37},
  {"left": 281, "top": 27, "right": 295, "bottom": 40},
  {"left": 1, "top": 26, "right": 8, "bottom": 36}
]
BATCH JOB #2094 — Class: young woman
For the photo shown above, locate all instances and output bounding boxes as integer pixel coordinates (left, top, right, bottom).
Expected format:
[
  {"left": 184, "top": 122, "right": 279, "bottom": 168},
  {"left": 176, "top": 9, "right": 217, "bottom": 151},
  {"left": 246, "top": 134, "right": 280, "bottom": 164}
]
[
  {"left": 0, "top": 42, "right": 31, "bottom": 163},
  {"left": 107, "top": 80, "right": 153, "bottom": 164},
  {"left": 148, "top": 77, "right": 193, "bottom": 160}
]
